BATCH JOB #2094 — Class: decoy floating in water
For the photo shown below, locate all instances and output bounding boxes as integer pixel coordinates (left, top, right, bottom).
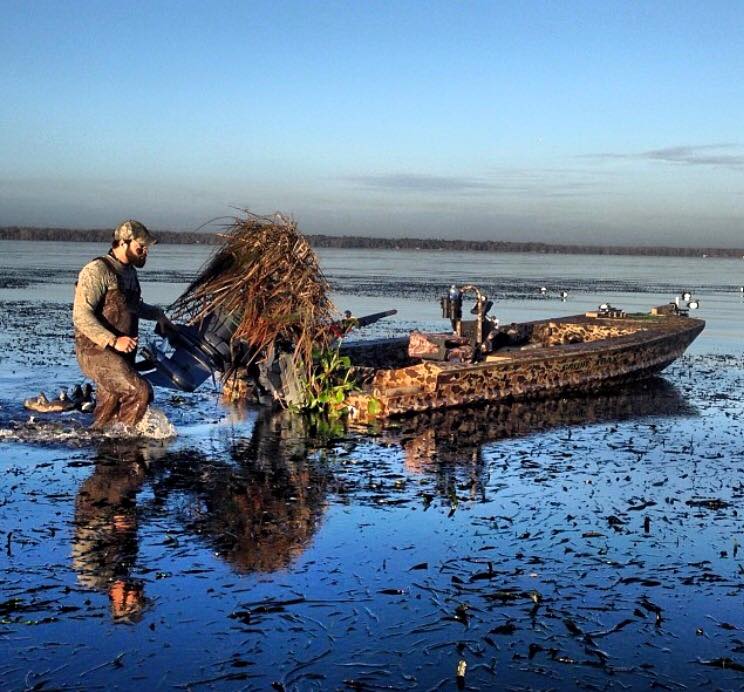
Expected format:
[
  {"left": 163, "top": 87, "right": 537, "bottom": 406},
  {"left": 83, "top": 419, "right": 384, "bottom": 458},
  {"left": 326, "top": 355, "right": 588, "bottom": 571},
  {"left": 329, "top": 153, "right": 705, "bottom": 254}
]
[
  {"left": 24, "top": 391, "right": 76, "bottom": 413},
  {"left": 23, "top": 383, "right": 96, "bottom": 413}
]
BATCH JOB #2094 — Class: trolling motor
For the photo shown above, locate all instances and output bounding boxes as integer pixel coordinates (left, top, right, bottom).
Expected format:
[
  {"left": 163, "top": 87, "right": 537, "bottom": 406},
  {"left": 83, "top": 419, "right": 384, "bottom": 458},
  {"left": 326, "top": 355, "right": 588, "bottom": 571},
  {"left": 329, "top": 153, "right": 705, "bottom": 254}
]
[
  {"left": 441, "top": 285, "right": 463, "bottom": 325},
  {"left": 440, "top": 284, "right": 497, "bottom": 357}
]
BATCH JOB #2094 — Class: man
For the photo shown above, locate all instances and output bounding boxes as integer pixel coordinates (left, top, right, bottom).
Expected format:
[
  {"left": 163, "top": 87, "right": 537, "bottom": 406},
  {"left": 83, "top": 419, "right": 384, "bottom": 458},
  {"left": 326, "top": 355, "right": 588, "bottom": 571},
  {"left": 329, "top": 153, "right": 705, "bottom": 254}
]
[{"left": 73, "top": 220, "right": 169, "bottom": 430}]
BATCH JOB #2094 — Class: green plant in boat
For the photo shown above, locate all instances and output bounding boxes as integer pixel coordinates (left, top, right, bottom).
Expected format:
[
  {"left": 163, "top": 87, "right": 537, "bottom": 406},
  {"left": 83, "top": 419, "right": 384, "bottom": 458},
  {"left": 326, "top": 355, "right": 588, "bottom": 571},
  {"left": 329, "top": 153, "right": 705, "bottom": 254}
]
[{"left": 296, "top": 346, "right": 357, "bottom": 418}]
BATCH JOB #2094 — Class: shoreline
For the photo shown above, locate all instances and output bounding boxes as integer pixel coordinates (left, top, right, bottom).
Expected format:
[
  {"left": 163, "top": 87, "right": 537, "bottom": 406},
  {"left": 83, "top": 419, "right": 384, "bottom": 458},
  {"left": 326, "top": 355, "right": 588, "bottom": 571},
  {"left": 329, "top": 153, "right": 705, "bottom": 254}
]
[{"left": 2, "top": 227, "right": 744, "bottom": 259}]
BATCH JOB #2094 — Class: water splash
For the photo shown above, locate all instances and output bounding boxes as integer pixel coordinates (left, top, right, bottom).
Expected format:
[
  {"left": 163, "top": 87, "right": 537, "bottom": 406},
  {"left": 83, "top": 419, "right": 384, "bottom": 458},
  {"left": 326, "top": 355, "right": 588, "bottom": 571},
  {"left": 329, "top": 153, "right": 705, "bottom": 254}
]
[
  {"left": 102, "top": 407, "right": 177, "bottom": 440},
  {"left": 0, "top": 407, "right": 176, "bottom": 444},
  {"left": 133, "top": 406, "right": 177, "bottom": 439}
]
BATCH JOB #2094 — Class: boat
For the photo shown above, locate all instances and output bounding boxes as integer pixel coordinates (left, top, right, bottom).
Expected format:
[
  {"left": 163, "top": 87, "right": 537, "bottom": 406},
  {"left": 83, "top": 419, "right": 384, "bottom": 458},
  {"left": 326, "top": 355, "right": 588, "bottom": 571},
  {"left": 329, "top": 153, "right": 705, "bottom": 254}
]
[
  {"left": 340, "top": 286, "right": 705, "bottom": 423},
  {"left": 122, "top": 281, "right": 703, "bottom": 424}
]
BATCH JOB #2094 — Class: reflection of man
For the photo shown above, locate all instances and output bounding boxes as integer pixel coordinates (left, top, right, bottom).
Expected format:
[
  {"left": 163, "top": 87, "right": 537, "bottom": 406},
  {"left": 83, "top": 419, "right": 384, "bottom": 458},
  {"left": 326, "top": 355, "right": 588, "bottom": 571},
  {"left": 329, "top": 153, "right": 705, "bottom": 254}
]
[
  {"left": 72, "top": 445, "right": 155, "bottom": 622},
  {"left": 152, "top": 411, "right": 330, "bottom": 573},
  {"left": 73, "top": 220, "right": 170, "bottom": 430}
]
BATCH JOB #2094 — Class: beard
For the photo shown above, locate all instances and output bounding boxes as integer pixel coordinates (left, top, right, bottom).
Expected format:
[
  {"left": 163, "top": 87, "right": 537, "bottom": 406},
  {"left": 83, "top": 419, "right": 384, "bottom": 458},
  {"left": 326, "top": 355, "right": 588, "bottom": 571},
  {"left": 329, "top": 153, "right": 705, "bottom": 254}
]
[{"left": 126, "top": 246, "right": 147, "bottom": 268}]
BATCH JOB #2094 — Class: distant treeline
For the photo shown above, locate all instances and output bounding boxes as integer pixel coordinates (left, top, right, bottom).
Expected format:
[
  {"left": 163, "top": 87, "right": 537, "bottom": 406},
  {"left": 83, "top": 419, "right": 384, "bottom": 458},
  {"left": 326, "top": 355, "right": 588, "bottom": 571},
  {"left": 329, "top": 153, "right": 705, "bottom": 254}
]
[
  {"left": 2, "top": 226, "right": 744, "bottom": 259},
  {"left": 0, "top": 227, "right": 221, "bottom": 245}
]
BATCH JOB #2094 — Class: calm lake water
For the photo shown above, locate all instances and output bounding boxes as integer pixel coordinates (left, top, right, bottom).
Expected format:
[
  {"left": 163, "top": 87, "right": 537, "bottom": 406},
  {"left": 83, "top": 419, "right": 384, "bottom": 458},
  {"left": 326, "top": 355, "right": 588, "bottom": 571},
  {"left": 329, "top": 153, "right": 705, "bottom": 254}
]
[
  {"left": 3, "top": 240, "right": 744, "bottom": 347},
  {"left": 1, "top": 240, "right": 743, "bottom": 690}
]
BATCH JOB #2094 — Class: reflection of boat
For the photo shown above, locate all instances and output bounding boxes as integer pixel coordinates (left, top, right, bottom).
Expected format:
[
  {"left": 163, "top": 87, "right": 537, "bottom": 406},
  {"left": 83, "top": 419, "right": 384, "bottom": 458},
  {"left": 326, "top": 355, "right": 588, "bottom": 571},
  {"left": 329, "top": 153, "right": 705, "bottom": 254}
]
[
  {"left": 343, "top": 292, "right": 704, "bottom": 422},
  {"left": 377, "top": 378, "right": 695, "bottom": 471}
]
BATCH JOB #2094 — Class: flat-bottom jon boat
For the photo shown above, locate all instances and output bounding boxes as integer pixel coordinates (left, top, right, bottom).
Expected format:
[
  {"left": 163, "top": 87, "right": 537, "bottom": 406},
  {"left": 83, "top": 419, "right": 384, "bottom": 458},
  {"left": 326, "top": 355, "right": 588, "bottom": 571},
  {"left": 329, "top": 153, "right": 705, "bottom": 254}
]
[{"left": 341, "top": 292, "right": 704, "bottom": 423}]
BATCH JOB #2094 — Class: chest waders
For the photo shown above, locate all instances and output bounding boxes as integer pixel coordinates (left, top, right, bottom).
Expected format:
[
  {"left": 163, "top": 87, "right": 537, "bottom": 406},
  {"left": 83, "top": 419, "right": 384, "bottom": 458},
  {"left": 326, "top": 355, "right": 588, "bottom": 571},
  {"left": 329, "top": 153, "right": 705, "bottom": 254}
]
[{"left": 75, "top": 256, "right": 152, "bottom": 430}]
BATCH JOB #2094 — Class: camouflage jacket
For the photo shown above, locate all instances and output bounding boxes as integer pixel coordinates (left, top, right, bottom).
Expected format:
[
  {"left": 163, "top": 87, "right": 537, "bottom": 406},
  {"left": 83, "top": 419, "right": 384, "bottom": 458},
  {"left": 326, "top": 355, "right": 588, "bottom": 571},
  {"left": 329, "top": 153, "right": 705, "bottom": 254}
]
[{"left": 73, "top": 255, "right": 162, "bottom": 348}]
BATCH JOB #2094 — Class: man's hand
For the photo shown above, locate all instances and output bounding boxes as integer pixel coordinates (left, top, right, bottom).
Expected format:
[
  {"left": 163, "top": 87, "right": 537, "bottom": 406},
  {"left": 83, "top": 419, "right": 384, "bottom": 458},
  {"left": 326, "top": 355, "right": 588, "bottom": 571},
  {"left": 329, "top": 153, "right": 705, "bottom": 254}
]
[{"left": 113, "top": 336, "right": 138, "bottom": 353}]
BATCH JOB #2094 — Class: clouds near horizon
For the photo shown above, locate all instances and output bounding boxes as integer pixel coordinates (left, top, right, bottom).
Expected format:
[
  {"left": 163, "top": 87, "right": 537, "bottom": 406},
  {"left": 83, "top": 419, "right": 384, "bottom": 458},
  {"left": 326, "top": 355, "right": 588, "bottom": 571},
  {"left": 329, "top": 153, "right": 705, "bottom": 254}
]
[
  {"left": 586, "top": 144, "right": 744, "bottom": 169},
  {"left": 1, "top": 1, "right": 743, "bottom": 245}
]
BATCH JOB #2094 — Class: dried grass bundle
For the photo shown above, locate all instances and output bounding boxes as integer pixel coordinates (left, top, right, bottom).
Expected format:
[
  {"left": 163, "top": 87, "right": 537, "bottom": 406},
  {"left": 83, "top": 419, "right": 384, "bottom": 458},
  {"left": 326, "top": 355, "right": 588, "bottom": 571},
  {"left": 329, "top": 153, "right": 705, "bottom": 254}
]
[{"left": 171, "top": 211, "right": 337, "bottom": 376}]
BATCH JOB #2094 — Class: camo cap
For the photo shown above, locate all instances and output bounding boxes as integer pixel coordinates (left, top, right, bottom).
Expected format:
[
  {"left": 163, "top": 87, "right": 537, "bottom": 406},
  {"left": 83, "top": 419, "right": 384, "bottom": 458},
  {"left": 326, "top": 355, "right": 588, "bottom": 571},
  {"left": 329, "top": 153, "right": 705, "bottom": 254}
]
[{"left": 113, "top": 219, "right": 157, "bottom": 245}]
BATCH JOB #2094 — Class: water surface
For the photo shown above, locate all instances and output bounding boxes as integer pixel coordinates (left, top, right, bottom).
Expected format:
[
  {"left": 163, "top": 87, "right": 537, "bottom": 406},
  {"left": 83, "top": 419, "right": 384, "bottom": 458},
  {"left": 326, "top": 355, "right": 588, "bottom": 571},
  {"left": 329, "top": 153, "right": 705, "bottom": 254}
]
[{"left": 1, "top": 241, "right": 743, "bottom": 689}]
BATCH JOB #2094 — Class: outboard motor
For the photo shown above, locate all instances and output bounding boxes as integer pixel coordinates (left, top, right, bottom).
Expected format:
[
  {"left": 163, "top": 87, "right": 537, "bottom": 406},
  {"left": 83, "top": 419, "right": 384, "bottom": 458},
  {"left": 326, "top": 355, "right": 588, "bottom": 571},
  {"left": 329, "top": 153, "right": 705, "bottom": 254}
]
[
  {"left": 139, "top": 307, "right": 398, "bottom": 394},
  {"left": 140, "top": 311, "right": 240, "bottom": 392}
]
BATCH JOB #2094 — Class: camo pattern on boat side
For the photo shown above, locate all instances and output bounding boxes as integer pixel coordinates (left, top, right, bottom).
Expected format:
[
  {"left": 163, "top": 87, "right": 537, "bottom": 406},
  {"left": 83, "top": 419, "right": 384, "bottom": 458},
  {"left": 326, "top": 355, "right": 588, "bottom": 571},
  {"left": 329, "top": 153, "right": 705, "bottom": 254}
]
[{"left": 346, "top": 316, "right": 705, "bottom": 422}]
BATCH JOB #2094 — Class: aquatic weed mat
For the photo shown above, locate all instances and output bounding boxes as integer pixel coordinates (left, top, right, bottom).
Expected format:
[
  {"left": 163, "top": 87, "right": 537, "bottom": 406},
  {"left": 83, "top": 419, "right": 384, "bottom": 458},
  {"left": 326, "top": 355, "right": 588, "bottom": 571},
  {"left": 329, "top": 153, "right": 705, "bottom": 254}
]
[
  {"left": 1, "top": 357, "right": 744, "bottom": 689},
  {"left": 0, "top": 301, "right": 75, "bottom": 369}
]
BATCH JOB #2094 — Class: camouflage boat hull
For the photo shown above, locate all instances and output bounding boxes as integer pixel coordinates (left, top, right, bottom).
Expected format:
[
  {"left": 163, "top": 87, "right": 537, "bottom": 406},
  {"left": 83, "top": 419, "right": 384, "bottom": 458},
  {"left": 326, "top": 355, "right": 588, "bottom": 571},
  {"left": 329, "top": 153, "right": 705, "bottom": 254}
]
[{"left": 344, "top": 312, "right": 705, "bottom": 423}]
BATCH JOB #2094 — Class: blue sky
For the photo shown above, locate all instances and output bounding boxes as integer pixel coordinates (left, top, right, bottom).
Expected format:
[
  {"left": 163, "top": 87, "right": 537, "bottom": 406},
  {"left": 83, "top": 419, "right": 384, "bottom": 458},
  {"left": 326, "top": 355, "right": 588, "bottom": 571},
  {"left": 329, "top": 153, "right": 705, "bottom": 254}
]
[{"left": 2, "top": 1, "right": 743, "bottom": 245}]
